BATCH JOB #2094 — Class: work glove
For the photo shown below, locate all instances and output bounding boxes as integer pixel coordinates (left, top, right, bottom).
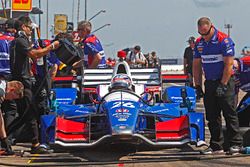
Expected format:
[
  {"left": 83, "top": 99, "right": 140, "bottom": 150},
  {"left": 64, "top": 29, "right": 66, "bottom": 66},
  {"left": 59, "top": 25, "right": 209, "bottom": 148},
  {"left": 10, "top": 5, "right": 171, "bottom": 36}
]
[
  {"left": 195, "top": 85, "right": 204, "bottom": 99},
  {"left": 216, "top": 83, "right": 228, "bottom": 97}
]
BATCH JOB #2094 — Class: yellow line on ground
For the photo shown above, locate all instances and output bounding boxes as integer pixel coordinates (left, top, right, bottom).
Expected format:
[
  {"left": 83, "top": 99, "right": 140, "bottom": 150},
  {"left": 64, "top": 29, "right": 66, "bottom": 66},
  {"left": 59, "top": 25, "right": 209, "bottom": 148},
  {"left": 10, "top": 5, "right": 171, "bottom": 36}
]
[{"left": 27, "top": 154, "right": 39, "bottom": 164}]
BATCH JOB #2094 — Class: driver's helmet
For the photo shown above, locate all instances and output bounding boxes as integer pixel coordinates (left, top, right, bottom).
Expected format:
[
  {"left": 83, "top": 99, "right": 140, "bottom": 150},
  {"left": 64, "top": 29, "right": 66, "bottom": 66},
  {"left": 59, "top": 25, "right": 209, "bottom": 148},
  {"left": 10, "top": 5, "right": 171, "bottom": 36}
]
[
  {"left": 110, "top": 74, "right": 132, "bottom": 90},
  {"left": 241, "top": 46, "right": 250, "bottom": 56}
]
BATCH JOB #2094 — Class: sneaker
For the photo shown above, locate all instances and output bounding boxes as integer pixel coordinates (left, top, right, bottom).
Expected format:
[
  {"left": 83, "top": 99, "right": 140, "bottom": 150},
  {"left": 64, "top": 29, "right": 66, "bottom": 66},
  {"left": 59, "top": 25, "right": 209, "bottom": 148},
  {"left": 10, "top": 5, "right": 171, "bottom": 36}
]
[
  {"left": 39, "top": 144, "right": 54, "bottom": 153},
  {"left": 227, "top": 145, "right": 243, "bottom": 155},
  {"left": 200, "top": 147, "right": 224, "bottom": 155},
  {"left": 30, "top": 145, "right": 51, "bottom": 154}
]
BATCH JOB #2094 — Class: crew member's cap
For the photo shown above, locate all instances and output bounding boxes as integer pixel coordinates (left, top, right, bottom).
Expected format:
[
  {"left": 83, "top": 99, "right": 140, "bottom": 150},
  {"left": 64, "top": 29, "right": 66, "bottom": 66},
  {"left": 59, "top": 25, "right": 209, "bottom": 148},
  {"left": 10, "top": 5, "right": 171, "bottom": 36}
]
[
  {"left": 5, "top": 18, "right": 16, "bottom": 29},
  {"left": 134, "top": 45, "right": 141, "bottom": 51},
  {"left": 187, "top": 36, "right": 195, "bottom": 43},
  {"left": 117, "top": 50, "right": 127, "bottom": 59}
]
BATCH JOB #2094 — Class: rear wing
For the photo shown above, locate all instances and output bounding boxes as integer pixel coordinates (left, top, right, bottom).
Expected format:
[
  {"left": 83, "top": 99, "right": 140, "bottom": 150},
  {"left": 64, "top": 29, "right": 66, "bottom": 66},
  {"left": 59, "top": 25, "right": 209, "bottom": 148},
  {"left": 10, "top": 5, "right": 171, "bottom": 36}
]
[
  {"left": 52, "top": 68, "right": 161, "bottom": 88},
  {"left": 82, "top": 67, "right": 161, "bottom": 88}
]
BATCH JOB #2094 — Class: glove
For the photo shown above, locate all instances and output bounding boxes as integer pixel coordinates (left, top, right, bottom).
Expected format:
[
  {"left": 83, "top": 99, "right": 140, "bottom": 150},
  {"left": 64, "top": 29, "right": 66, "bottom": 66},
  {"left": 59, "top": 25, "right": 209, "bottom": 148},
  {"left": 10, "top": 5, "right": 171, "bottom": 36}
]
[
  {"left": 216, "top": 83, "right": 228, "bottom": 97},
  {"left": 39, "top": 88, "right": 47, "bottom": 98},
  {"left": 195, "top": 85, "right": 204, "bottom": 98}
]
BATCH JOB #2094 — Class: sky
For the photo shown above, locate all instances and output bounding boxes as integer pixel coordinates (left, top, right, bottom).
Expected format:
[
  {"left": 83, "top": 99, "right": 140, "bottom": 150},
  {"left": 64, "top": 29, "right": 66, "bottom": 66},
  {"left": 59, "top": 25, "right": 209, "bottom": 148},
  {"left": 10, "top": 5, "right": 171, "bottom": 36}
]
[{"left": 28, "top": 0, "right": 250, "bottom": 59}]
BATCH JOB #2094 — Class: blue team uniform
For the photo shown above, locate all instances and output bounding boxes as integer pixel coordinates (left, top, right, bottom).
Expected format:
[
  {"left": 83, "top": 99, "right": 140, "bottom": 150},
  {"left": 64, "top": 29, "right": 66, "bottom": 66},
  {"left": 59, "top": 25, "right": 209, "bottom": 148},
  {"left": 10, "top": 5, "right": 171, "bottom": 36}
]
[
  {"left": 0, "top": 34, "right": 14, "bottom": 76},
  {"left": 236, "top": 58, "right": 250, "bottom": 92},
  {"left": 194, "top": 28, "right": 235, "bottom": 80},
  {"left": 194, "top": 28, "right": 243, "bottom": 150},
  {"left": 82, "top": 34, "right": 106, "bottom": 68}
]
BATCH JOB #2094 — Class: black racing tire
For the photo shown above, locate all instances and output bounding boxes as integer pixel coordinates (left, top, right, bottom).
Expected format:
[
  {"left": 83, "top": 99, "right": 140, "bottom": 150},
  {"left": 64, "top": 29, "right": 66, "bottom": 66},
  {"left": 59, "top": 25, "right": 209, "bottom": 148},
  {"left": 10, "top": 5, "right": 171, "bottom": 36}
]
[{"left": 238, "top": 105, "right": 250, "bottom": 127}]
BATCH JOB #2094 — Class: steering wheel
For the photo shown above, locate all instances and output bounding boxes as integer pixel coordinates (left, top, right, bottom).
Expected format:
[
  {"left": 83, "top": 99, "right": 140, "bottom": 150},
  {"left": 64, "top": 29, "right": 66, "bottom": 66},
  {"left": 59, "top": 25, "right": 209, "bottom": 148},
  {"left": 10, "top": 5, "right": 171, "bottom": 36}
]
[
  {"left": 89, "top": 92, "right": 101, "bottom": 104},
  {"left": 96, "top": 89, "right": 155, "bottom": 113}
]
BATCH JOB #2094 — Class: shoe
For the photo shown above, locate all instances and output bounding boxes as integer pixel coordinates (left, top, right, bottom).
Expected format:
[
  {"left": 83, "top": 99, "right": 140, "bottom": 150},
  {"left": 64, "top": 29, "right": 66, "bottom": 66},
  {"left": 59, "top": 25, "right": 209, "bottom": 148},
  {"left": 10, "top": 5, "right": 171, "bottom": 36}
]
[
  {"left": 39, "top": 144, "right": 54, "bottom": 153},
  {"left": 0, "top": 139, "right": 15, "bottom": 155},
  {"left": 0, "top": 149, "right": 15, "bottom": 156},
  {"left": 30, "top": 145, "right": 51, "bottom": 154},
  {"left": 227, "top": 145, "right": 243, "bottom": 155},
  {"left": 200, "top": 147, "right": 224, "bottom": 155}
]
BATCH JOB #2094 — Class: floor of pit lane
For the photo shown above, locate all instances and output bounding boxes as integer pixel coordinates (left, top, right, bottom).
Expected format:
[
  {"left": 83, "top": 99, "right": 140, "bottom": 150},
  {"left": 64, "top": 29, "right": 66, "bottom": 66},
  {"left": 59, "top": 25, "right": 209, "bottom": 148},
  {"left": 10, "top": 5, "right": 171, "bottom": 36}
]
[{"left": 1, "top": 143, "right": 250, "bottom": 167}]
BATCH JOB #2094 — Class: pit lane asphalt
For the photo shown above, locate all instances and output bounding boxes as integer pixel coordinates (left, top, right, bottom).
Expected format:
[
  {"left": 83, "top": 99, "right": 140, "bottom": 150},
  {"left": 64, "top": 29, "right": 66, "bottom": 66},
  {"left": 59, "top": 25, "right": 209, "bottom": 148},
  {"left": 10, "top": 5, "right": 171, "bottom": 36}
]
[
  {"left": 0, "top": 86, "right": 249, "bottom": 167},
  {"left": 1, "top": 141, "right": 250, "bottom": 166}
]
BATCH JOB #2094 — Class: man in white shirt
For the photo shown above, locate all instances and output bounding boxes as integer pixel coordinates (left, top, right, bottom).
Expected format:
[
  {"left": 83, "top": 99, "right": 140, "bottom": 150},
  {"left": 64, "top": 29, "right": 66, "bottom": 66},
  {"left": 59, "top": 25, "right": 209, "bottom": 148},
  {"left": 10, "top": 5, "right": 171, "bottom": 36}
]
[{"left": 126, "top": 45, "right": 148, "bottom": 68}]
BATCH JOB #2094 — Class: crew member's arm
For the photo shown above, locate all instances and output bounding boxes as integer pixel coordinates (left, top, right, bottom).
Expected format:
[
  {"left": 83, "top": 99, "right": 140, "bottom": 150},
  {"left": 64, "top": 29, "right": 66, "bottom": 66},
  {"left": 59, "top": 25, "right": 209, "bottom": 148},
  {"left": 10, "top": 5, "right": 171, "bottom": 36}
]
[
  {"left": 135, "top": 59, "right": 145, "bottom": 65},
  {"left": 89, "top": 53, "right": 102, "bottom": 68},
  {"left": 184, "top": 58, "right": 188, "bottom": 74},
  {"left": 50, "top": 64, "right": 58, "bottom": 81},
  {"left": 221, "top": 56, "right": 234, "bottom": 85},
  {"left": 193, "top": 58, "right": 202, "bottom": 86},
  {"left": 126, "top": 52, "right": 133, "bottom": 65},
  {"left": 145, "top": 58, "right": 148, "bottom": 67},
  {"left": 27, "top": 41, "right": 60, "bottom": 59},
  {"left": 84, "top": 42, "right": 103, "bottom": 68},
  {"left": 143, "top": 54, "right": 148, "bottom": 67},
  {"left": 139, "top": 54, "right": 148, "bottom": 67},
  {"left": 220, "top": 38, "right": 235, "bottom": 85},
  {"left": 155, "top": 57, "right": 159, "bottom": 67},
  {"left": 183, "top": 48, "right": 188, "bottom": 74},
  {"left": 72, "top": 59, "right": 84, "bottom": 69},
  {"left": 135, "top": 53, "right": 146, "bottom": 65}
]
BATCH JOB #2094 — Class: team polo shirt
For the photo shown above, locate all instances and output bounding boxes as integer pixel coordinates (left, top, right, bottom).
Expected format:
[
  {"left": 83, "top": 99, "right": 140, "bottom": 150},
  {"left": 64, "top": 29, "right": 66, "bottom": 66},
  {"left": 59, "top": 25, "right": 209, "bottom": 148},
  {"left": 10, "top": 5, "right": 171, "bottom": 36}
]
[
  {"left": 237, "top": 57, "right": 250, "bottom": 92},
  {"left": 82, "top": 34, "right": 106, "bottom": 68},
  {"left": 0, "top": 33, "right": 14, "bottom": 76},
  {"left": 194, "top": 28, "right": 235, "bottom": 80}
]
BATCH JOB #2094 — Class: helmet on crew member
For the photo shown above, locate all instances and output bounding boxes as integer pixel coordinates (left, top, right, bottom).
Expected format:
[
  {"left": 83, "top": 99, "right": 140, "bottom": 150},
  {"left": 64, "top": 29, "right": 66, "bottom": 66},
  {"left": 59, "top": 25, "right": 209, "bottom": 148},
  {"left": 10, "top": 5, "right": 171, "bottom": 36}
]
[{"left": 110, "top": 74, "right": 132, "bottom": 91}]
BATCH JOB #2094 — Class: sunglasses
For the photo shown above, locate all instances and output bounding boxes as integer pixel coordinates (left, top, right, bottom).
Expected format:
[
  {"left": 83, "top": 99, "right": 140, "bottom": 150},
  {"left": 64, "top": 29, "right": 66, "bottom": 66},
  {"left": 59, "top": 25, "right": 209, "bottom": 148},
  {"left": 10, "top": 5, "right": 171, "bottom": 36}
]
[
  {"left": 25, "top": 24, "right": 33, "bottom": 30},
  {"left": 77, "top": 28, "right": 84, "bottom": 31}
]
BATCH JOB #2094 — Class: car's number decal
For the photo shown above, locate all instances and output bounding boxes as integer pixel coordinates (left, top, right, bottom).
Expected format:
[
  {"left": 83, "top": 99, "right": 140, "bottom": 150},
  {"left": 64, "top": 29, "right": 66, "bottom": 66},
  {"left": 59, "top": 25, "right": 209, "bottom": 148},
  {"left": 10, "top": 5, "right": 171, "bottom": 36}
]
[{"left": 111, "top": 102, "right": 135, "bottom": 109}]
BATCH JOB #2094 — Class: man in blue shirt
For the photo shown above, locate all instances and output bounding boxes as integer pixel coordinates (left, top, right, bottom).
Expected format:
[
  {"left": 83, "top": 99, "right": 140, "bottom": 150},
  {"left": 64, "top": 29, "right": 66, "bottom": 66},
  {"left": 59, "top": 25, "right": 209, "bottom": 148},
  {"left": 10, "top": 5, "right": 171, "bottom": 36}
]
[
  {"left": 0, "top": 19, "right": 17, "bottom": 155},
  {"left": 193, "top": 17, "right": 242, "bottom": 155},
  {"left": 77, "top": 21, "right": 106, "bottom": 69}
]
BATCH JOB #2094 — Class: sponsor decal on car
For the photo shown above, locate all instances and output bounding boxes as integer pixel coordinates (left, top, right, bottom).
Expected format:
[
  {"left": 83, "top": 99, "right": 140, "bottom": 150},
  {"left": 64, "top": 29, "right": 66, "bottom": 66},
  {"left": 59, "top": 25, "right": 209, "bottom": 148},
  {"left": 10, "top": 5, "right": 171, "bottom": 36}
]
[
  {"left": 116, "top": 108, "right": 129, "bottom": 113},
  {"left": 112, "top": 112, "right": 132, "bottom": 122}
]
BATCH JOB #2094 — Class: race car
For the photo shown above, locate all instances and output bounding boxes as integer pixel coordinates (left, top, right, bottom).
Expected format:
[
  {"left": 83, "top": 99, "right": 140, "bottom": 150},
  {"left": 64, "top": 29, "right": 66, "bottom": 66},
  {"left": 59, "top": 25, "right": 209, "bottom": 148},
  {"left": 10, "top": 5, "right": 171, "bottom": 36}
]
[{"left": 41, "top": 58, "right": 206, "bottom": 148}]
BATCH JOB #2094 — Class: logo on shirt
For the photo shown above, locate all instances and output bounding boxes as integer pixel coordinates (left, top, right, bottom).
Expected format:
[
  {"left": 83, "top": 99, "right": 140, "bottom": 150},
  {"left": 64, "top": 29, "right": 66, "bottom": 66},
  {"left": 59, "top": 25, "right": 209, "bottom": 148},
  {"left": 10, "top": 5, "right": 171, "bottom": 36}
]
[
  {"left": 201, "top": 54, "right": 223, "bottom": 64},
  {"left": 224, "top": 39, "right": 229, "bottom": 43},
  {"left": 197, "top": 46, "right": 203, "bottom": 53}
]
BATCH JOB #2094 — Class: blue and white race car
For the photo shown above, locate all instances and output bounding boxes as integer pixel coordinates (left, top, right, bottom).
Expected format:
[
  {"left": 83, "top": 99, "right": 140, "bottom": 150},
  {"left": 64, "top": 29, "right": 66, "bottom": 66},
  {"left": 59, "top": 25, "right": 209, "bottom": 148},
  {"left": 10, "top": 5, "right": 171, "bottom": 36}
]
[{"left": 41, "top": 59, "right": 206, "bottom": 148}]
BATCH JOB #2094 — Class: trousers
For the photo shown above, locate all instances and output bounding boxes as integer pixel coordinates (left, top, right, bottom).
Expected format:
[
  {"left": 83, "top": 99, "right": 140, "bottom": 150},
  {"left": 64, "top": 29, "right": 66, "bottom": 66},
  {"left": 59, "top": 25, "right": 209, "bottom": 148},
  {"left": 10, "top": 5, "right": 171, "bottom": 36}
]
[{"left": 204, "top": 77, "right": 242, "bottom": 149}]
